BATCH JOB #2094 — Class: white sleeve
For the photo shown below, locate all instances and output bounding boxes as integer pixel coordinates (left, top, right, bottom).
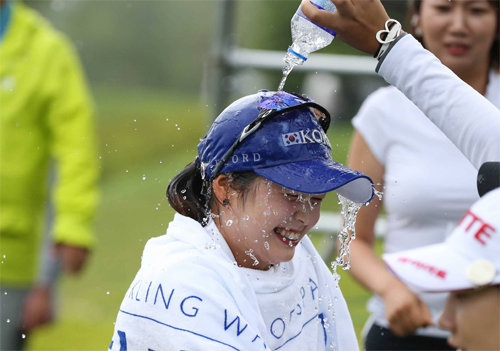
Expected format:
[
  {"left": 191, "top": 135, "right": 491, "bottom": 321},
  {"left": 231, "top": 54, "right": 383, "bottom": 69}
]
[{"left": 377, "top": 34, "right": 500, "bottom": 169}]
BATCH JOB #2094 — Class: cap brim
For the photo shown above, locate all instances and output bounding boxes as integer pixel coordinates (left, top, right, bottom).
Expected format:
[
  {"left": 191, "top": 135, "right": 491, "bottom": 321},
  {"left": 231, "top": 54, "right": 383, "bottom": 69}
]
[
  {"left": 383, "top": 245, "right": 489, "bottom": 292},
  {"left": 254, "top": 158, "right": 374, "bottom": 204}
]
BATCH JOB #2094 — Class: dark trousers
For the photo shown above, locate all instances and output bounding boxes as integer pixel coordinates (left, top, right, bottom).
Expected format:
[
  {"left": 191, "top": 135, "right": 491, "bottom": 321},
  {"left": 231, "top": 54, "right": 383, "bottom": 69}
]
[{"left": 364, "top": 324, "right": 456, "bottom": 351}]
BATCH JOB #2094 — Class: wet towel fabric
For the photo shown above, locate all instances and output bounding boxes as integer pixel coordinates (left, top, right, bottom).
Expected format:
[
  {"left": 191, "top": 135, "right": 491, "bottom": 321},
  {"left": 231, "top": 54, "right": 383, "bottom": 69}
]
[{"left": 109, "top": 213, "right": 358, "bottom": 351}]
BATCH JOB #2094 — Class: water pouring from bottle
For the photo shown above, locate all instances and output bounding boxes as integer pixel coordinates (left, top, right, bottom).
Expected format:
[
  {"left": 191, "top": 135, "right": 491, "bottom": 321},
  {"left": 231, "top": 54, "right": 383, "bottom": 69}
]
[{"left": 279, "top": 0, "right": 337, "bottom": 91}]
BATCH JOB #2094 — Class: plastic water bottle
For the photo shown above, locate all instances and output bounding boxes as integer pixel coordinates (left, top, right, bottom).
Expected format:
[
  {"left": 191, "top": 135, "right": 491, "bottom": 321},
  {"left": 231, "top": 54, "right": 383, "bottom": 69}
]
[{"left": 279, "top": 0, "right": 337, "bottom": 91}]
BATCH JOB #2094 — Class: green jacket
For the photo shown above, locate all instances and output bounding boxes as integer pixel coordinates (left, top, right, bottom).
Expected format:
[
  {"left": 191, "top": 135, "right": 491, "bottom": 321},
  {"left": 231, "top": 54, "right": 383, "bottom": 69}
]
[{"left": 0, "top": 1, "right": 99, "bottom": 287}]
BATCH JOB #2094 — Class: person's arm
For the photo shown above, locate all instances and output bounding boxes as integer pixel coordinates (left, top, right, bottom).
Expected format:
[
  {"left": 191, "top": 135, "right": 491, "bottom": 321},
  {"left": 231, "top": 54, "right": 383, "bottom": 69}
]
[
  {"left": 301, "top": 0, "right": 500, "bottom": 168},
  {"left": 45, "top": 34, "right": 99, "bottom": 272},
  {"left": 376, "top": 35, "right": 500, "bottom": 169},
  {"left": 347, "top": 131, "right": 432, "bottom": 336}
]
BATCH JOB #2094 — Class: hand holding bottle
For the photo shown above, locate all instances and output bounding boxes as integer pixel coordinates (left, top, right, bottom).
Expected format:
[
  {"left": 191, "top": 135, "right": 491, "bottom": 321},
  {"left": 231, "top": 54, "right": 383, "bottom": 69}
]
[{"left": 300, "top": 0, "right": 392, "bottom": 56}]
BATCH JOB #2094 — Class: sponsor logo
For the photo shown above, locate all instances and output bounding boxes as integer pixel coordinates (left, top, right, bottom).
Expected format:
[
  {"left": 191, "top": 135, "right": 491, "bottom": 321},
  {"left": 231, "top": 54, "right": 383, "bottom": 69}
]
[
  {"left": 282, "top": 129, "right": 331, "bottom": 148},
  {"left": 397, "top": 257, "right": 447, "bottom": 279}
]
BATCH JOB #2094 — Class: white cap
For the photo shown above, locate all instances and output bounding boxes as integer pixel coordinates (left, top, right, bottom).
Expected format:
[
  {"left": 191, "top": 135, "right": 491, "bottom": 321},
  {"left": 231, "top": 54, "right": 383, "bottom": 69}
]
[{"left": 383, "top": 188, "right": 500, "bottom": 292}]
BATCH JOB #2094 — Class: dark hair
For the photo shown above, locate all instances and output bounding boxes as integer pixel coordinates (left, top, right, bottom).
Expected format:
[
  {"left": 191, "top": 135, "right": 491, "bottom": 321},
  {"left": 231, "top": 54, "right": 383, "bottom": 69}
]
[
  {"left": 167, "top": 159, "right": 259, "bottom": 225},
  {"left": 407, "top": 0, "right": 499, "bottom": 71}
]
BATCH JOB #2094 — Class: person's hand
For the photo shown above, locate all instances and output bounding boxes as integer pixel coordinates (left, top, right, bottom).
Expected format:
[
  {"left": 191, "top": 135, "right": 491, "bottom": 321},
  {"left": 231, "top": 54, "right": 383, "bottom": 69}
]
[
  {"left": 301, "top": 0, "right": 391, "bottom": 56},
  {"left": 381, "top": 281, "right": 433, "bottom": 336},
  {"left": 53, "top": 243, "right": 89, "bottom": 274},
  {"left": 21, "top": 285, "right": 53, "bottom": 332}
]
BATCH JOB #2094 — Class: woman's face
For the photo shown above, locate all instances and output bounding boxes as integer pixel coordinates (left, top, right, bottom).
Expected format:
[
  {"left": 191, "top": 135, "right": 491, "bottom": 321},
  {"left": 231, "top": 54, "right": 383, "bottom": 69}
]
[
  {"left": 417, "top": 0, "right": 497, "bottom": 76},
  {"left": 439, "top": 285, "right": 500, "bottom": 350},
  {"left": 218, "top": 178, "right": 325, "bottom": 270}
]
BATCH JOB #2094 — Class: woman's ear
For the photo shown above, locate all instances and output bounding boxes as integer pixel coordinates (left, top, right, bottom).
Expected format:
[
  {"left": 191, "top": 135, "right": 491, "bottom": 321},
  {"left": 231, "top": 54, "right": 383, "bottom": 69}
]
[{"left": 212, "top": 174, "right": 229, "bottom": 205}]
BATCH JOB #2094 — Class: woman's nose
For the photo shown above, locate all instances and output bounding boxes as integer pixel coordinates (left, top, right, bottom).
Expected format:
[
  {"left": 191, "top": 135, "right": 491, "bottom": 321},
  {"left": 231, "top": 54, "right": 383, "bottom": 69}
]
[
  {"left": 448, "top": 7, "right": 468, "bottom": 34},
  {"left": 438, "top": 294, "right": 457, "bottom": 331}
]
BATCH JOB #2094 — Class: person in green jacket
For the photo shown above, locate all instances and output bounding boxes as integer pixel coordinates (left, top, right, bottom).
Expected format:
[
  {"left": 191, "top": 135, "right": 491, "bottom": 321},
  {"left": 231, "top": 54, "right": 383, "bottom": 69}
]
[{"left": 0, "top": 1, "right": 99, "bottom": 349}]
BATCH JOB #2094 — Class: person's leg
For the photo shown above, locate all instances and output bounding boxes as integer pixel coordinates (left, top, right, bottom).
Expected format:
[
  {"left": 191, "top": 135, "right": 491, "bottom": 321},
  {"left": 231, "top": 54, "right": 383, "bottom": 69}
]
[
  {"left": 0, "top": 287, "right": 30, "bottom": 351},
  {"left": 365, "top": 323, "right": 456, "bottom": 351}
]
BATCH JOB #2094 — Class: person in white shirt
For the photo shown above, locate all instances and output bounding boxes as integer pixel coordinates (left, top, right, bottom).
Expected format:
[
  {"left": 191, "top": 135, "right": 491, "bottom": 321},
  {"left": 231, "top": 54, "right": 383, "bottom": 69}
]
[
  {"left": 302, "top": 0, "right": 498, "bottom": 349},
  {"left": 383, "top": 186, "right": 500, "bottom": 351},
  {"left": 108, "top": 90, "right": 375, "bottom": 351}
]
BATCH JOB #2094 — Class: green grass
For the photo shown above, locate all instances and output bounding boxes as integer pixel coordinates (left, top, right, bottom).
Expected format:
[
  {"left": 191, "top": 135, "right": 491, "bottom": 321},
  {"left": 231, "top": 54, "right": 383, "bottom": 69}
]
[{"left": 26, "top": 87, "right": 378, "bottom": 350}]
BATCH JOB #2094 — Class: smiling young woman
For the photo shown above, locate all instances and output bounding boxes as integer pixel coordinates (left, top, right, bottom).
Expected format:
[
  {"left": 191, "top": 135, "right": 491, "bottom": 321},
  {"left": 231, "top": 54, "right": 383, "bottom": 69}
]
[{"left": 108, "top": 90, "right": 374, "bottom": 351}]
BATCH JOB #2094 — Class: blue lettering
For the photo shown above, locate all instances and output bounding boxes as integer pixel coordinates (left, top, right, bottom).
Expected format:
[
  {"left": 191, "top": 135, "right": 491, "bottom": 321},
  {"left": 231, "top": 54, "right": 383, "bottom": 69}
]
[
  {"left": 135, "top": 281, "right": 142, "bottom": 301},
  {"left": 270, "top": 318, "right": 286, "bottom": 339},
  {"left": 309, "top": 277, "right": 318, "bottom": 300},
  {"left": 318, "top": 313, "right": 327, "bottom": 345},
  {"left": 180, "top": 296, "right": 202, "bottom": 317},
  {"left": 117, "top": 330, "right": 127, "bottom": 351},
  {"left": 252, "top": 334, "right": 261, "bottom": 343},
  {"left": 154, "top": 284, "right": 174, "bottom": 309},
  {"left": 145, "top": 281, "right": 152, "bottom": 303},
  {"left": 128, "top": 280, "right": 141, "bottom": 300},
  {"left": 300, "top": 286, "right": 306, "bottom": 300},
  {"left": 224, "top": 309, "right": 248, "bottom": 336},
  {"left": 289, "top": 308, "right": 295, "bottom": 323},
  {"left": 296, "top": 303, "right": 302, "bottom": 315}
]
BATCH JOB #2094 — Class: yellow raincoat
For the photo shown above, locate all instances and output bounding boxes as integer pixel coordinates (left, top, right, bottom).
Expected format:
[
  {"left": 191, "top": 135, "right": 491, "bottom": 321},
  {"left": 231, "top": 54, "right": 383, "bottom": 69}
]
[{"left": 0, "top": 1, "right": 99, "bottom": 287}]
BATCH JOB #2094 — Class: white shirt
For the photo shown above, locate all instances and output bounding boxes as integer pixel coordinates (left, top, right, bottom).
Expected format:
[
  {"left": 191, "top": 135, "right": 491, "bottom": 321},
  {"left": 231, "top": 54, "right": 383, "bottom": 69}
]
[
  {"left": 109, "top": 213, "right": 359, "bottom": 350},
  {"left": 354, "top": 37, "right": 500, "bottom": 337}
]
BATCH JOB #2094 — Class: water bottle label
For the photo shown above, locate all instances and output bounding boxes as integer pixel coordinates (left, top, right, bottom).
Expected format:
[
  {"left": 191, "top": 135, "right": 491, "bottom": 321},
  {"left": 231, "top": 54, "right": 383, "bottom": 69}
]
[
  {"left": 297, "top": 4, "right": 337, "bottom": 37},
  {"left": 288, "top": 47, "right": 308, "bottom": 61}
]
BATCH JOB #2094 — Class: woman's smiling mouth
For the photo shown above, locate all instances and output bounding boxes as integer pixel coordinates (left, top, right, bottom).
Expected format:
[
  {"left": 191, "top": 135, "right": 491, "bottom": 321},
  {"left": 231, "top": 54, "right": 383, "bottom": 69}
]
[{"left": 274, "top": 227, "right": 302, "bottom": 247}]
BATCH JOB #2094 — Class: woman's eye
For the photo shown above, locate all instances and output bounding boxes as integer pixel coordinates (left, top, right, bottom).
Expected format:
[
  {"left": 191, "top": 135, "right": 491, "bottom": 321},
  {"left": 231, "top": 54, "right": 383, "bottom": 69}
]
[
  {"left": 469, "top": 6, "right": 489, "bottom": 15},
  {"left": 311, "top": 198, "right": 323, "bottom": 206},
  {"left": 285, "top": 194, "right": 299, "bottom": 201},
  {"left": 434, "top": 5, "right": 451, "bottom": 12}
]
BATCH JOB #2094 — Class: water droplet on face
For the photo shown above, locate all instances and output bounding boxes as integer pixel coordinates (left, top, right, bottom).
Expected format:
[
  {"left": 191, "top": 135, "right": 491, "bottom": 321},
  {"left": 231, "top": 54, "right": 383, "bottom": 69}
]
[
  {"left": 264, "top": 241, "right": 270, "bottom": 250},
  {"left": 181, "top": 189, "right": 186, "bottom": 194},
  {"left": 225, "top": 220, "right": 233, "bottom": 226}
]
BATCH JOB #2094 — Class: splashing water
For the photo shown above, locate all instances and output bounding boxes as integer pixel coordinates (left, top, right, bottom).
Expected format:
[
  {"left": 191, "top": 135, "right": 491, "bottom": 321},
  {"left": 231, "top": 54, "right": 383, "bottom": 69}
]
[
  {"left": 245, "top": 249, "right": 260, "bottom": 267},
  {"left": 330, "top": 194, "right": 363, "bottom": 280}
]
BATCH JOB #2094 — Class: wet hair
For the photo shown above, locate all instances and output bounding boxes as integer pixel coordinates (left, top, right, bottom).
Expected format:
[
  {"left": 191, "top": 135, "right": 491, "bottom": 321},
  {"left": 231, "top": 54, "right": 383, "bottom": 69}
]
[
  {"left": 166, "top": 159, "right": 259, "bottom": 225},
  {"left": 407, "top": 0, "right": 499, "bottom": 71}
]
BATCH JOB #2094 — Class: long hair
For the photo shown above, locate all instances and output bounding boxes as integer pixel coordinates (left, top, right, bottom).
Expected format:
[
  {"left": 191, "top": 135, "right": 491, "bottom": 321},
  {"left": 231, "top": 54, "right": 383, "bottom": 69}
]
[
  {"left": 407, "top": 0, "right": 499, "bottom": 71},
  {"left": 166, "top": 159, "right": 259, "bottom": 225}
]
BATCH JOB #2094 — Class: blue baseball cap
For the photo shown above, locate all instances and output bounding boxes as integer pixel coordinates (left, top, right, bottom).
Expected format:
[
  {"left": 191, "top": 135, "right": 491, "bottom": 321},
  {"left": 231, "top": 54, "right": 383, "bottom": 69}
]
[{"left": 198, "top": 91, "right": 374, "bottom": 204}]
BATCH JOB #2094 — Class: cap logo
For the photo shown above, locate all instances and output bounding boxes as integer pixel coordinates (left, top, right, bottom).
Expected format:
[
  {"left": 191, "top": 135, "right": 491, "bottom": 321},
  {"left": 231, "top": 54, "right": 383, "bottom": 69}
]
[
  {"left": 458, "top": 209, "right": 496, "bottom": 245},
  {"left": 282, "top": 129, "right": 331, "bottom": 147},
  {"left": 397, "top": 257, "right": 447, "bottom": 279}
]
